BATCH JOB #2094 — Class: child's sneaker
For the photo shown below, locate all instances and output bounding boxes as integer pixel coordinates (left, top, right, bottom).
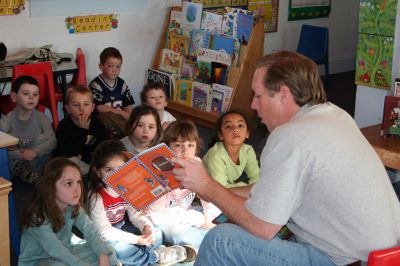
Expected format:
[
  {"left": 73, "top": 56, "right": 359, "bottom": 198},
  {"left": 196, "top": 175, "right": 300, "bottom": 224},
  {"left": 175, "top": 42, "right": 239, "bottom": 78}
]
[
  {"left": 182, "top": 245, "right": 197, "bottom": 262},
  {"left": 154, "top": 245, "right": 192, "bottom": 264}
]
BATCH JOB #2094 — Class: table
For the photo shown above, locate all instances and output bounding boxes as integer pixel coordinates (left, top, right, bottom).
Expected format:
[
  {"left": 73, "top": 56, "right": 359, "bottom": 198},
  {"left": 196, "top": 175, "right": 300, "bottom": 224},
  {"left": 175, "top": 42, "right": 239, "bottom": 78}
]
[
  {"left": 361, "top": 124, "right": 400, "bottom": 171},
  {"left": 0, "top": 52, "right": 78, "bottom": 97}
]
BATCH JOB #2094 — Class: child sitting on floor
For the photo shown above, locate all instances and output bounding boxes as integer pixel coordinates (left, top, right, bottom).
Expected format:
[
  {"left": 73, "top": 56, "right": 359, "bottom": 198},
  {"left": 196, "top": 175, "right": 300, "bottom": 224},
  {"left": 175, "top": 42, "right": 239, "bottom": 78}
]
[
  {"left": 0, "top": 75, "right": 56, "bottom": 183},
  {"left": 203, "top": 110, "right": 260, "bottom": 188},
  {"left": 120, "top": 104, "right": 162, "bottom": 156},
  {"left": 19, "top": 157, "right": 118, "bottom": 265},
  {"left": 142, "top": 120, "right": 210, "bottom": 252},
  {"left": 89, "top": 47, "right": 134, "bottom": 138},
  {"left": 140, "top": 82, "right": 176, "bottom": 129},
  {"left": 56, "top": 85, "right": 108, "bottom": 174},
  {"left": 84, "top": 139, "right": 195, "bottom": 265}
]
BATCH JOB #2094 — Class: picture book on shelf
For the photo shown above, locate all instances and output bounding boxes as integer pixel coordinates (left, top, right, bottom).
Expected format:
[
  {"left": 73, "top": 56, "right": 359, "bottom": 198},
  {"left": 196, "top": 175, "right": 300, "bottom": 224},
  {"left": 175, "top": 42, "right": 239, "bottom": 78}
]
[
  {"left": 189, "top": 29, "right": 211, "bottom": 56},
  {"left": 381, "top": 95, "right": 400, "bottom": 137},
  {"left": 170, "top": 32, "right": 190, "bottom": 55},
  {"left": 147, "top": 68, "right": 176, "bottom": 100},
  {"left": 211, "top": 89, "right": 224, "bottom": 114},
  {"left": 177, "top": 79, "right": 193, "bottom": 105},
  {"left": 180, "top": 54, "right": 197, "bottom": 80},
  {"left": 212, "top": 83, "right": 233, "bottom": 112},
  {"left": 159, "top": 48, "right": 182, "bottom": 75},
  {"left": 211, "top": 34, "right": 235, "bottom": 55},
  {"left": 181, "top": 1, "right": 203, "bottom": 30},
  {"left": 211, "top": 62, "right": 228, "bottom": 85},
  {"left": 201, "top": 11, "right": 223, "bottom": 33},
  {"left": 169, "top": 9, "right": 182, "bottom": 28},
  {"left": 103, "top": 143, "right": 181, "bottom": 210},
  {"left": 165, "top": 27, "right": 190, "bottom": 50},
  {"left": 198, "top": 47, "right": 232, "bottom": 66},
  {"left": 192, "top": 81, "right": 212, "bottom": 112},
  {"left": 237, "top": 12, "right": 254, "bottom": 45},
  {"left": 195, "top": 60, "right": 212, "bottom": 84}
]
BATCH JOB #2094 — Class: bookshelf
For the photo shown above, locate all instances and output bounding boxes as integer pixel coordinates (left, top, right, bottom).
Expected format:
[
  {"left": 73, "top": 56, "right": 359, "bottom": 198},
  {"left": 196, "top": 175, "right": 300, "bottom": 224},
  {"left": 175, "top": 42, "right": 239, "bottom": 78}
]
[{"left": 151, "top": 7, "right": 265, "bottom": 129}]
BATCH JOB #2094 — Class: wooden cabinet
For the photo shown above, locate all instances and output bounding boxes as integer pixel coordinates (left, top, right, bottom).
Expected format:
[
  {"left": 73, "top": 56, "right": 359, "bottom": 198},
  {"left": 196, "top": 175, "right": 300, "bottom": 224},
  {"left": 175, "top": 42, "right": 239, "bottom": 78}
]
[
  {"left": 0, "top": 177, "right": 12, "bottom": 266},
  {"left": 151, "top": 7, "right": 265, "bottom": 128}
]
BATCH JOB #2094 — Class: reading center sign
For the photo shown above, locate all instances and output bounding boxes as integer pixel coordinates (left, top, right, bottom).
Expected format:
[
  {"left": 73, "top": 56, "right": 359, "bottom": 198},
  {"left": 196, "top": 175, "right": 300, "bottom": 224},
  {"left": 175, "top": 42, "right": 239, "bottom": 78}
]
[{"left": 65, "top": 13, "right": 118, "bottom": 34}]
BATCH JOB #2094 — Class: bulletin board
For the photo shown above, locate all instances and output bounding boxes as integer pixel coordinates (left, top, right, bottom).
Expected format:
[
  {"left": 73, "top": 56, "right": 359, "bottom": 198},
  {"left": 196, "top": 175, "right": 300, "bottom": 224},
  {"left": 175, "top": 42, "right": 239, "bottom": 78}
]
[{"left": 288, "top": 0, "right": 330, "bottom": 21}]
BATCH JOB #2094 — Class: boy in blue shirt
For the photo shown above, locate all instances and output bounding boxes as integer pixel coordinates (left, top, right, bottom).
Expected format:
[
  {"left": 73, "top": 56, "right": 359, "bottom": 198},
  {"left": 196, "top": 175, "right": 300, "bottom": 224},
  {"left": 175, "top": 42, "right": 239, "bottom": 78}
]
[{"left": 89, "top": 47, "right": 134, "bottom": 138}]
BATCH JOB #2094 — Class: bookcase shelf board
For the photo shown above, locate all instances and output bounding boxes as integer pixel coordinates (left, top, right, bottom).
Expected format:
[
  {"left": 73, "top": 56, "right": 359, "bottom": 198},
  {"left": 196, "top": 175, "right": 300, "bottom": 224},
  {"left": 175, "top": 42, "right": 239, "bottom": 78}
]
[{"left": 151, "top": 7, "right": 265, "bottom": 129}]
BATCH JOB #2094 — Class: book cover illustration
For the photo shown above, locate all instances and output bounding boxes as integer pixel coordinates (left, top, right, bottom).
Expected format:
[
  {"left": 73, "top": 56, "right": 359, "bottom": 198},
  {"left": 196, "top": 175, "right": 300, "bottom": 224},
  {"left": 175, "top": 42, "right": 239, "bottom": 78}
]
[
  {"left": 189, "top": 29, "right": 211, "bottom": 56},
  {"left": 212, "top": 83, "right": 233, "bottom": 112},
  {"left": 180, "top": 54, "right": 197, "bottom": 80},
  {"left": 211, "top": 62, "right": 228, "bottom": 85},
  {"left": 165, "top": 27, "right": 189, "bottom": 50},
  {"left": 221, "top": 12, "right": 237, "bottom": 37},
  {"left": 381, "top": 96, "right": 400, "bottom": 137},
  {"left": 200, "top": 11, "right": 223, "bottom": 33},
  {"left": 211, "top": 34, "right": 235, "bottom": 55},
  {"left": 147, "top": 68, "right": 176, "bottom": 100},
  {"left": 170, "top": 32, "right": 190, "bottom": 55},
  {"left": 211, "top": 89, "right": 224, "bottom": 114},
  {"left": 181, "top": 1, "right": 203, "bottom": 30},
  {"left": 177, "top": 79, "right": 193, "bottom": 106},
  {"left": 103, "top": 143, "right": 181, "bottom": 210},
  {"left": 197, "top": 47, "right": 232, "bottom": 66},
  {"left": 169, "top": 9, "right": 182, "bottom": 28},
  {"left": 195, "top": 60, "right": 212, "bottom": 84},
  {"left": 192, "top": 81, "right": 212, "bottom": 112},
  {"left": 159, "top": 48, "right": 182, "bottom": 75},
  {"left": 237, "top": 12, "right": 254, "bottom": 45}
]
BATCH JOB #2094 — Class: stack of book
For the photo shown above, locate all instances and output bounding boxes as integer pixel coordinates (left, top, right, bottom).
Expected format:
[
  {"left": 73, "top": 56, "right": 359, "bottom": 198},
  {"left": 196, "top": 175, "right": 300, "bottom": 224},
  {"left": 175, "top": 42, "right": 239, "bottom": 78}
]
[{"left": 148, "top": 1, "right": 255, "bottom": 115}]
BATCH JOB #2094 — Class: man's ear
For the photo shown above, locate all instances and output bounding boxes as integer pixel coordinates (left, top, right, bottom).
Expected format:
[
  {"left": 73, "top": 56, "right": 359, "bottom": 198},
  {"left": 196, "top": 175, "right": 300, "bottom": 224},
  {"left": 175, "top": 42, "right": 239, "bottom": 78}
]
[
  {"left": 280, "top": 85, "right": 294, "bottom": 104},
  {"left": 10, "top": 91, "right": 17, "bottom": 103}
]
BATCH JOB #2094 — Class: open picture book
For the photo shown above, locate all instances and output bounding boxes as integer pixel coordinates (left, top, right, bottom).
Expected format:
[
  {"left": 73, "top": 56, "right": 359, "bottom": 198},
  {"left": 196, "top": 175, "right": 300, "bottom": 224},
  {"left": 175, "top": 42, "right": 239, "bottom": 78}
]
[{"left": 103, "top": 143, "right": 181, "bottom": 210}]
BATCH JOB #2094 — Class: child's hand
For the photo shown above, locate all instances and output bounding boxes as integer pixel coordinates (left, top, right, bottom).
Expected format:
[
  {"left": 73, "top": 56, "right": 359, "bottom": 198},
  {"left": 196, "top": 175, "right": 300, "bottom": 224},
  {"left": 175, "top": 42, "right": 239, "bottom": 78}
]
[
  {"left": 98, "top": 254, "right": 110, "bottom": 266},
  {"left": 77, "top": 112, "right": 91, "bottom": 129},
  {"left": 201, "top": 221, "right": 216, "bottom": 229},
  {"left": 162, "top": 122, "right": 170, "bottom": 130},
  {"left": 136, "top": 234, "right": 154, "bottom": 246},
  {"left": 142, "top": 225, "right": 155, "bottom": 244},
  {"left": 20, "top": 149, "right": 37, "bottom": 161}
]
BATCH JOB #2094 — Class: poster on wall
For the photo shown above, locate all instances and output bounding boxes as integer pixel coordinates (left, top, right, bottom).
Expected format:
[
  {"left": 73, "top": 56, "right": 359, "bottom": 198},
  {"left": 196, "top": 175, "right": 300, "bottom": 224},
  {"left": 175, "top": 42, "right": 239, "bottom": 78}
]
[
  {"left": 247, "top": 0, "right": 279, "bottom": 33},
  {"left": 0, "top": 0, "right": 25, "bottom": 16},
  {"left": 355, "top": 0, "right": 397, "bottom": 90},
  {"left": 190, "top": 0, "right": 248, "bottom": 12},
  {"left": 65, "top": 14, "right": 118, "bottom": 34},
  {"left": 288, "top": 0, "right": 330, "bottom": 21}
]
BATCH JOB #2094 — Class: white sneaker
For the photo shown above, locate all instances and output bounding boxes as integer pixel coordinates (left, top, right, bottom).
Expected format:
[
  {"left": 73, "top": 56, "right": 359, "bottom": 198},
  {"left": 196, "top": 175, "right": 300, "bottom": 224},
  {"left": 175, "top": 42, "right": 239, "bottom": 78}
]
[{"left": 154, "top": 245, "right": 187, "bottom": 264}]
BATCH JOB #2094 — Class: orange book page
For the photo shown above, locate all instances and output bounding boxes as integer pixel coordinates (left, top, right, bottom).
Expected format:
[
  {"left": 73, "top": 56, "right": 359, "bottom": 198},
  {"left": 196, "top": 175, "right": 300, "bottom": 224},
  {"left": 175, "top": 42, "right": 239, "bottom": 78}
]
[
  {"left": 105, "top": 159, "right": 168, "bottom": 210},
  {"left": 136, "top": 144, "right": 182, "bottom": 190}
]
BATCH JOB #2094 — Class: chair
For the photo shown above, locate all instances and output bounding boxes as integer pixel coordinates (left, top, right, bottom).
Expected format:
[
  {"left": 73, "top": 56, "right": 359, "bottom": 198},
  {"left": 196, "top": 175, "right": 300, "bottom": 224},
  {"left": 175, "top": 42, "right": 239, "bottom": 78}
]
[
  {"left": 296, "top": 24, "right": 329, "bottom": 83},
  {"left": 12, "top": 61, "right": 59, "bottom": 128},
  {"left": 367, "top": 246, "right": 400, "bottom": 266},
  {"left": 55, "top": 48, "right": 87, "bottom": 103}
]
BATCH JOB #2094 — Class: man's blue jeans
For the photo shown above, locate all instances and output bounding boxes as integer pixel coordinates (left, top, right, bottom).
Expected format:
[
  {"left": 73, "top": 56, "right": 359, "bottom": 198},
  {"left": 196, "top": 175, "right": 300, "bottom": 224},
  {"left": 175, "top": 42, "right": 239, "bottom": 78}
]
[{"left": 195, "top": 224, "right": 336, "bottom": 266}]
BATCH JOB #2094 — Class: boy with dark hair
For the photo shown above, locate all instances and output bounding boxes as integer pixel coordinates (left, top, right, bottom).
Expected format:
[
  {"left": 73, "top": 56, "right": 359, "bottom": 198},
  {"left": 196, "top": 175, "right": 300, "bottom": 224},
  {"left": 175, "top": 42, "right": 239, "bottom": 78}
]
[
  {"left": 140, "top": 82, "right": 175, "bottom": 129},
  {"left": 89, "top": 47, "right": 134, "bottom": 138},
  {"left": 0, "top": 75, "right": 56, "bottom": 183},
  {"left": 56, "top": 85, "right": 108, "bottom": 174}
]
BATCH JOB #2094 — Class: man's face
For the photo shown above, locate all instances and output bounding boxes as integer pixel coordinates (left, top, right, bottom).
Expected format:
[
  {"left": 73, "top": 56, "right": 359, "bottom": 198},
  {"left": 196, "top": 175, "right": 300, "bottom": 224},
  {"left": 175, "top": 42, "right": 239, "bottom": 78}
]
[{"left": 250, "top": 68, "right": 286, "bottom": 132}]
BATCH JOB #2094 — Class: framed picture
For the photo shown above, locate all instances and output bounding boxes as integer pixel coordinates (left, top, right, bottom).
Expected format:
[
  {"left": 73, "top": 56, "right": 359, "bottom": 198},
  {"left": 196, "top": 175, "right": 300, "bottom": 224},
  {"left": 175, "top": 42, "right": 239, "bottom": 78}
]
[{"left": 381, "top": 95, "right": 400, "bottom": 137}]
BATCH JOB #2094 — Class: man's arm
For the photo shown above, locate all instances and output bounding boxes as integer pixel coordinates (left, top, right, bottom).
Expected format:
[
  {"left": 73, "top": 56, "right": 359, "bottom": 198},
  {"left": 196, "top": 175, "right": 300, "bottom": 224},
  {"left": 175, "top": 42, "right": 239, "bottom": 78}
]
[{"left": 172, "top": 157, "right": 282, "bottom": 240}]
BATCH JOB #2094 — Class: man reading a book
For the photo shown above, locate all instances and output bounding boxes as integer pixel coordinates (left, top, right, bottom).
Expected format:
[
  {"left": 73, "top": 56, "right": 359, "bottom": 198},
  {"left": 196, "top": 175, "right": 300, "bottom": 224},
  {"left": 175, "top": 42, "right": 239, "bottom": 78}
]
[{"left": 172, "top": 51, "right": 400, "bottom": 265}]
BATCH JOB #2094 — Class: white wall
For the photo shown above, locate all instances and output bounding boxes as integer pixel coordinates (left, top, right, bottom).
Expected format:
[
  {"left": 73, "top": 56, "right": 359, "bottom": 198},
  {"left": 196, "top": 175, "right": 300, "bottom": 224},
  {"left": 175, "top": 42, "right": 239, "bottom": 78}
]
[
  {"left": 264, "top": 0, "right": 360, "bottom": 74},
  {"left": 0, "top": 0, "right": 359, "bottom": 104},
  {"left": 0, "top": 0, "right": 173, "bottom": 104}
]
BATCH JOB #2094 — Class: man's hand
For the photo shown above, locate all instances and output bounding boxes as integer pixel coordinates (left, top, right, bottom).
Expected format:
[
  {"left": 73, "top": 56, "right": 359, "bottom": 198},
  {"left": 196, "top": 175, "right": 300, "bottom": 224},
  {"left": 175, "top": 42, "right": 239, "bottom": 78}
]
[{"left": 136, "top": 234, "right": 154, "bottom": 246}]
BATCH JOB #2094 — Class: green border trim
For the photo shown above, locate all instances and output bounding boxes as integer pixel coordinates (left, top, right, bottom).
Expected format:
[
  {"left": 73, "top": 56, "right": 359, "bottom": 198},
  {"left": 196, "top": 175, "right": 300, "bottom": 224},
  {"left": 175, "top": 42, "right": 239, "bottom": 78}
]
[{"left": 288, "top": 0, "right": 331, "bottom": 21}]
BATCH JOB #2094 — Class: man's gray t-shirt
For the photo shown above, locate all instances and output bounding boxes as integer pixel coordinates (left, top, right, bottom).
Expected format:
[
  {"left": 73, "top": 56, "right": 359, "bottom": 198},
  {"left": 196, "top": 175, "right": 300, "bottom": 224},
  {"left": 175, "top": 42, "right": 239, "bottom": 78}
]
[{"left": 247, "top": 103, "right": 400, "bottom": 265}]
